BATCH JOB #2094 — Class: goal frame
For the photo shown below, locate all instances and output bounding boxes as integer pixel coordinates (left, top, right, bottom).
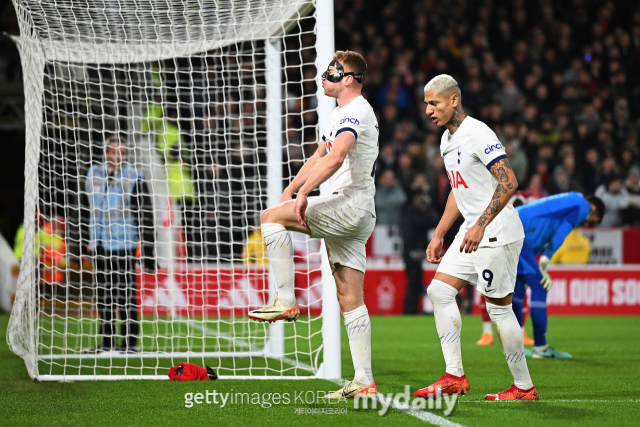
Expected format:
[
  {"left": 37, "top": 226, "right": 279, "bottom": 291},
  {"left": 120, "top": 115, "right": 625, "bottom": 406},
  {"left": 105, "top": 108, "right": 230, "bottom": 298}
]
[{"left": 7, "top": 0, "right": 341, "bottom": 382}]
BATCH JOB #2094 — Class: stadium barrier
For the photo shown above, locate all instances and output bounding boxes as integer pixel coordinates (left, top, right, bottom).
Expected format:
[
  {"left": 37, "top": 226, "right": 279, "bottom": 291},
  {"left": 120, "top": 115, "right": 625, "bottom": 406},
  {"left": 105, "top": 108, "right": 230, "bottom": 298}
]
[
  {"left": 138, "top": 264, "right": 640, "bottom": 317},
  {"left": 366, "top": 226, "right": 640, "bottom": 264}
]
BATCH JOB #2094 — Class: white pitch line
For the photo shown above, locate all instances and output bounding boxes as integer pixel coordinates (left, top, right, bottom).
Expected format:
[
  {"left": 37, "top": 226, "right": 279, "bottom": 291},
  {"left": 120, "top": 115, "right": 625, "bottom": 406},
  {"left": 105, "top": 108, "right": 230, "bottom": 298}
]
[
  {"left": 327, "top": 379, "right": 465, "bottom": 427},
  {"left": 187, "top": 319, "right": 316, "bottom": 373},
  {"left": 185, "top": 319, "right": 254, "bottom": 349},
  {"left": 377, "top": 394, "right": 466, "bottom": 427}
]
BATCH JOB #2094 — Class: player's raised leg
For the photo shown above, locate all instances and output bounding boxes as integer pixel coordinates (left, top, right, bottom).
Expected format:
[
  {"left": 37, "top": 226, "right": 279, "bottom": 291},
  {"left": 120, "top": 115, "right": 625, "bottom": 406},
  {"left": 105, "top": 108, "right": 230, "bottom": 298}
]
[
  {"left": 415, "top": 272, "right": 470, "bottom": 398},
  {"left": 248, "top": 202, "right": 310, "bottom": 323}
]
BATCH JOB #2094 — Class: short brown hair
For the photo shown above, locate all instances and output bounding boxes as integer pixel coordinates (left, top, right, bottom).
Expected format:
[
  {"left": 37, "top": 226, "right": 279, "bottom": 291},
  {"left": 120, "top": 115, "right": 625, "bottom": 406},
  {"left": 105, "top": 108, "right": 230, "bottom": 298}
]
[{"left": 333, "top": 50, "right": 367, "bottom": 84}]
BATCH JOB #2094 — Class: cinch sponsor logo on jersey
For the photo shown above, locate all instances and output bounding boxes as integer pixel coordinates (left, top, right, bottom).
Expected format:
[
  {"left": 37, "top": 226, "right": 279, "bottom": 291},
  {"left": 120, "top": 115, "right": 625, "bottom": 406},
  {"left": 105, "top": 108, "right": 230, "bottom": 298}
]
[
  {"left": 339, "top": 117, "right": 360, "bottom": 125},
  {"left": 447, "top": 170, "right": 469, "bottom": 189},
  {"left": 484, "top": 143, "right": 503, "bottom": 154}
]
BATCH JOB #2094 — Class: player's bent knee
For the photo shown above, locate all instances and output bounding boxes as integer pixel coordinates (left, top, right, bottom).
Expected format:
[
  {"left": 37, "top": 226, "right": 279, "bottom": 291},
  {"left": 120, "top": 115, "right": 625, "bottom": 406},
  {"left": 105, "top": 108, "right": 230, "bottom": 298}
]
[
  {"left": 260, "top": 208, "right": 274, "bottom": 224},
  {"left": 261, "top": 202, "right": 297, "bottom": 228},
  {"left": 427, "top": 279, "right": 458, "bottom": 306},
  {"left": 426, "top": 283, "right": 437, "bottom": 299}
]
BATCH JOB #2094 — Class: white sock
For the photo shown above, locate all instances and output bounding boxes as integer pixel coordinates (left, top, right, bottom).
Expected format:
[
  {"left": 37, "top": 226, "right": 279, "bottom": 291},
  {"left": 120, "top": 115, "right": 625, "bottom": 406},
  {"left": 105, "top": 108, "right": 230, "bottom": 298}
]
[
  {"left": 486, "top": 302, "right": 534, "bottom": 390},
  {"left": 483, "top": 321, "right": 493, "bottom": 335},
  {"left": 428, "top": 280, "right": 464, "bottom": 377},
  {"left": 261, "top": 223, "right": 296, "bottom": 306},
  {"left": 344, "top": 305, "right": 373, "bottom": 385}
]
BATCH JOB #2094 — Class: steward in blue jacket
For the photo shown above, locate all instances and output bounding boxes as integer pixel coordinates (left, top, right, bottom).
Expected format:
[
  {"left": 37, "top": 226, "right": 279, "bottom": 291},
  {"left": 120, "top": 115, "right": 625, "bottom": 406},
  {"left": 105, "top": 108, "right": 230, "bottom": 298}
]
[{"left": 84, "top": 136, "right": 156, "bottom": 353}]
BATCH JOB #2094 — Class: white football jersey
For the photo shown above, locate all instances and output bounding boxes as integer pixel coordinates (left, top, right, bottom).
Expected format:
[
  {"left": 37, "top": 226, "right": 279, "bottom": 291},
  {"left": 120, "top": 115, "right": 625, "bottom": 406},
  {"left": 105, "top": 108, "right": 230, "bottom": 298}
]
[
  {"left": 440, "top": 116, "right": 524, "bottom": 247},
  {"left": 322, "top": 95, "right": 379, "bottom": 215}
]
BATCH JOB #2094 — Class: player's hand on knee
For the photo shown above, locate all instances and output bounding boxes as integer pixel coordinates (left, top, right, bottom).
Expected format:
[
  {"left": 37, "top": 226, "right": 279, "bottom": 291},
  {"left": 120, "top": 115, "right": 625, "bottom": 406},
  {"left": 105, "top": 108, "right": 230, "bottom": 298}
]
[
  {"left": 294, "top": 194, "right": 308, "bottom": 227},
  {"left": 541, "top": 270, "right": 553, "bottom": 291},
  {"left": 460, "top": 224, "right": 484, "bottom": 253},
  {"left": 426, "top": 238, "right": 444, "bottom": 263}
]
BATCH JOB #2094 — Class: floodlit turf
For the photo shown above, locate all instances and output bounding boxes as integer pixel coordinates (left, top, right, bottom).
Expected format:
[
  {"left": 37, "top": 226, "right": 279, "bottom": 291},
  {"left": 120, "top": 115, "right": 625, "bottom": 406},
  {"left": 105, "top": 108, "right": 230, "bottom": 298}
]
[
  {"left": 2, "top": 313, "right": 639, "bottom": 427},
  {"left": 34, "top": 314, "right": 323, "bottom": 377}
]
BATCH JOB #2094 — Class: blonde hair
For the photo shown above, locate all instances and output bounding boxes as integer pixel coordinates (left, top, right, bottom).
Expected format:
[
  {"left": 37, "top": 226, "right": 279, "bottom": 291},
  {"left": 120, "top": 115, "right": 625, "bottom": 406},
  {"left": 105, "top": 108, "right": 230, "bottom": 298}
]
[{"left": 424, "top": 74, "right": 459, "bottom": 94}]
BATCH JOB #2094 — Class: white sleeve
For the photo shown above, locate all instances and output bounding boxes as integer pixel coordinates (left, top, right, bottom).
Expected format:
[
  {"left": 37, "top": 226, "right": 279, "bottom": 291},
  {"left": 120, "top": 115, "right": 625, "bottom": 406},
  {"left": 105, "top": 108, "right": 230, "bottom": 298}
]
[
  {"left": 472, "top": 129, "right": 507, "bottom": 170},
  {"left": 334, "top": 105, "right": 370, "bottom": 142}
]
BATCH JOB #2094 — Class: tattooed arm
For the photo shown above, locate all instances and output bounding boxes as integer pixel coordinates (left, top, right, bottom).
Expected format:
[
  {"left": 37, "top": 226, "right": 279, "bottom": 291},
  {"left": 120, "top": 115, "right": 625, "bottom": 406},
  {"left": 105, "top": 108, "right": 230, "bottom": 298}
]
[{"left": 460, "top": 158, "right": 519, "bottom": 253}]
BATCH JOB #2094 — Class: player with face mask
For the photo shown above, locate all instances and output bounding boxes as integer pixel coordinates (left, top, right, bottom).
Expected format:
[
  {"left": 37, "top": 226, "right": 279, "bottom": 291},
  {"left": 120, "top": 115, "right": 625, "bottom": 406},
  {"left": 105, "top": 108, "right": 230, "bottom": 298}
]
[{"left": 248, "top": 51, "right": 379, "bottom": 400}]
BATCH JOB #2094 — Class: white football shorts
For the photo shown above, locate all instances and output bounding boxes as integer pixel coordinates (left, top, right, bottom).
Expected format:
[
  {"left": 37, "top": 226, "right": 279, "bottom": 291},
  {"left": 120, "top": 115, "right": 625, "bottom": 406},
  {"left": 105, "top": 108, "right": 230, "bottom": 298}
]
[
  {"left": 436, "top": 238, "right": 524, "bottom": 298},
  {"left": 305, "top": 194, "right": 376, "bottom": 274}
]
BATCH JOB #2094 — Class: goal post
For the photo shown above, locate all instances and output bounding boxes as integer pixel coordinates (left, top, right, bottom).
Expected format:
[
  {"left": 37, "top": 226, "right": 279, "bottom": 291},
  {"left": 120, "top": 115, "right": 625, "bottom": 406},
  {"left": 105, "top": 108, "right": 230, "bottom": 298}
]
[
  {"left": 7, "top": 0, "right": 341, "bottom": 381},
  {"left": 315, "top": 0, "right": 341, "bottom": 382}
]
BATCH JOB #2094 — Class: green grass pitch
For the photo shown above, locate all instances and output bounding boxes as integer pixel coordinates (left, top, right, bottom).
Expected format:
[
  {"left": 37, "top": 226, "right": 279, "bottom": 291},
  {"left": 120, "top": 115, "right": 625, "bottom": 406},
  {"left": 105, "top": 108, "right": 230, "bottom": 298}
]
[{"left": 1, "top": 313, "right": 639, "bottom": 426}]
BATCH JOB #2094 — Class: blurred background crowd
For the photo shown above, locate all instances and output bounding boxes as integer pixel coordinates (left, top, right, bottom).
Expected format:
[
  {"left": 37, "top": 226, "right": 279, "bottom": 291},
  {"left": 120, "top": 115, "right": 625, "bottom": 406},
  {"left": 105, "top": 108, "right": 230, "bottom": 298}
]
[
  {"left": 0, "top": 0, "right": 639, "bottom": 272},
  {"left": 330, "top": 0, "right": 640, "bottom": 229}
]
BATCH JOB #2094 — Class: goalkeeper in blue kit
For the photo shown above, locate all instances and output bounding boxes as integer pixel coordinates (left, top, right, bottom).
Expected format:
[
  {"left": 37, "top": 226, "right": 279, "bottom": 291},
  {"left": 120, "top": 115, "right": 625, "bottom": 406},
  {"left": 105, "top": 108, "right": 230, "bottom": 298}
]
[{"left": 510, "top": 192, "right": 604, "bottom": 358}]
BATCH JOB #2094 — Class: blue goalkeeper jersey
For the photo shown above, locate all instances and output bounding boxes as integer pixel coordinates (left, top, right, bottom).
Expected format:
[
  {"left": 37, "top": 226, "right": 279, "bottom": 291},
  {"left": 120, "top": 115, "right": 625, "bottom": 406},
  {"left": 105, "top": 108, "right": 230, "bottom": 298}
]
[{"left": 516, "top": 192, "right": 592, "bottom": 259}]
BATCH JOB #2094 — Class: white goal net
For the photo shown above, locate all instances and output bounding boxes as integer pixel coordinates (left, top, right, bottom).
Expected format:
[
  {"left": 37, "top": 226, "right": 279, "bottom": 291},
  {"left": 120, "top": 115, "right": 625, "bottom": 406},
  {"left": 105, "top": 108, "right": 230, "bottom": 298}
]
[{"left": 8, "top": 0, "right": 341, "bottom": 381}]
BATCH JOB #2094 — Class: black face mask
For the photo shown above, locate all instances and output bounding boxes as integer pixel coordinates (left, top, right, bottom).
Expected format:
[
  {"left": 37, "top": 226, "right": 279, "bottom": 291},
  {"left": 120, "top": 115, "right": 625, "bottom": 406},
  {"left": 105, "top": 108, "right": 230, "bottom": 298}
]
[{"left": 321, "top": 59, "right": 365, "bottom": 83}]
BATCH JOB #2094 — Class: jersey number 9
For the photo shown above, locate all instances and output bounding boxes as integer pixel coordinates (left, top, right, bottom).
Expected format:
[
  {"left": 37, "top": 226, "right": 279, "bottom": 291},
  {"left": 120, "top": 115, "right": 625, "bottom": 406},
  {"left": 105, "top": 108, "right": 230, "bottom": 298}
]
[{"left": 482, "top": 269, "right": 494, "bottom": 288}]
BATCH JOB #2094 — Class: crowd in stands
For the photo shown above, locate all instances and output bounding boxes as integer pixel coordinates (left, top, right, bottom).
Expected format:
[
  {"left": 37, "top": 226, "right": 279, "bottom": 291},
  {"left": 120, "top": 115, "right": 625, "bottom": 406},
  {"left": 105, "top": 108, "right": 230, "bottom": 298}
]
[
  {"left": 4, "top": 0, "right": 640, "bottom": 271},
  {"left": 331, "top": 0, "right": 640, "bottom": 228}
]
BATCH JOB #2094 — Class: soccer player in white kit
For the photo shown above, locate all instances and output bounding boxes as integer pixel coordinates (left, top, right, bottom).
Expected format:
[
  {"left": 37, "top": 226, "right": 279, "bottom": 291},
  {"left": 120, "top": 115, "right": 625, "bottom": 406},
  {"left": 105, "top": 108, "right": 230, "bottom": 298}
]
[
  {"left": 413, "top": 75, "right": 539, "bottom": 401},
  {"left": 248, "top": 51, "right": 379, "bottom": 399}
]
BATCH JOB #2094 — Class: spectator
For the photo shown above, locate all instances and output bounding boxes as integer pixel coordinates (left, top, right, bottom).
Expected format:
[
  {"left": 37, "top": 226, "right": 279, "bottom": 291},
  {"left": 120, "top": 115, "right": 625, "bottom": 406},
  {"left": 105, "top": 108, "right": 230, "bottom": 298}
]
[
  {"left": 504, "top": 142, "right": 528, "bottom": 184},
  {"left": 538, "top": 116, "right": 561, "bottom": 146},
  {"left": 494, "top": 78, "right": 521, "bottom": 118},
  {"left": 401, "top": 192, "right": 438, "bottom": 315},
  {"left": 582, "top": 148, "right": 602, "bottom": 194},
  {"left": 600, "top": 156, "right": 618, "bottom": 186},
  {"left": 39, "top": 216, "right": 67, "bottom": 286},
  {"left": 377, "top": 143, "right": 396, "bottom": 175},
  {"left": 576, "top": 103, "right": 600, "bottom": 135},
  {"left": 550, "top": 229, "right": 591, "bottom": 264},
  {"left": 425, "top": 156, "right": 450, "bottom": 214},
  {"left": 84, "top": 136, "right": 156, "bottom": 353},
  {"left": 595, "top": 177, "right": 629, "bottom": 226},
  {"left": 522, "top": 173, "right": 547, "bottom": 200},
  {"left": 377, "top": 73, "right": 412, "bottom": 111},
  {"left": 624, "top": 166, "right": 640, "bottom": 225},
  {"left": 374, "top": 169, "right": 407, "bottom": 226},
  {"left": 548, "top": 155, "right": 584, "bottom": 195},
  {"left": 146, "top": 104, "right": 200, "bottom": 259},
  {"left": 394, "top": 152, "right": 418, "bottom": 192},
  {"left": 619, "top": 147, "right": 637, "bottom": 179}
]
